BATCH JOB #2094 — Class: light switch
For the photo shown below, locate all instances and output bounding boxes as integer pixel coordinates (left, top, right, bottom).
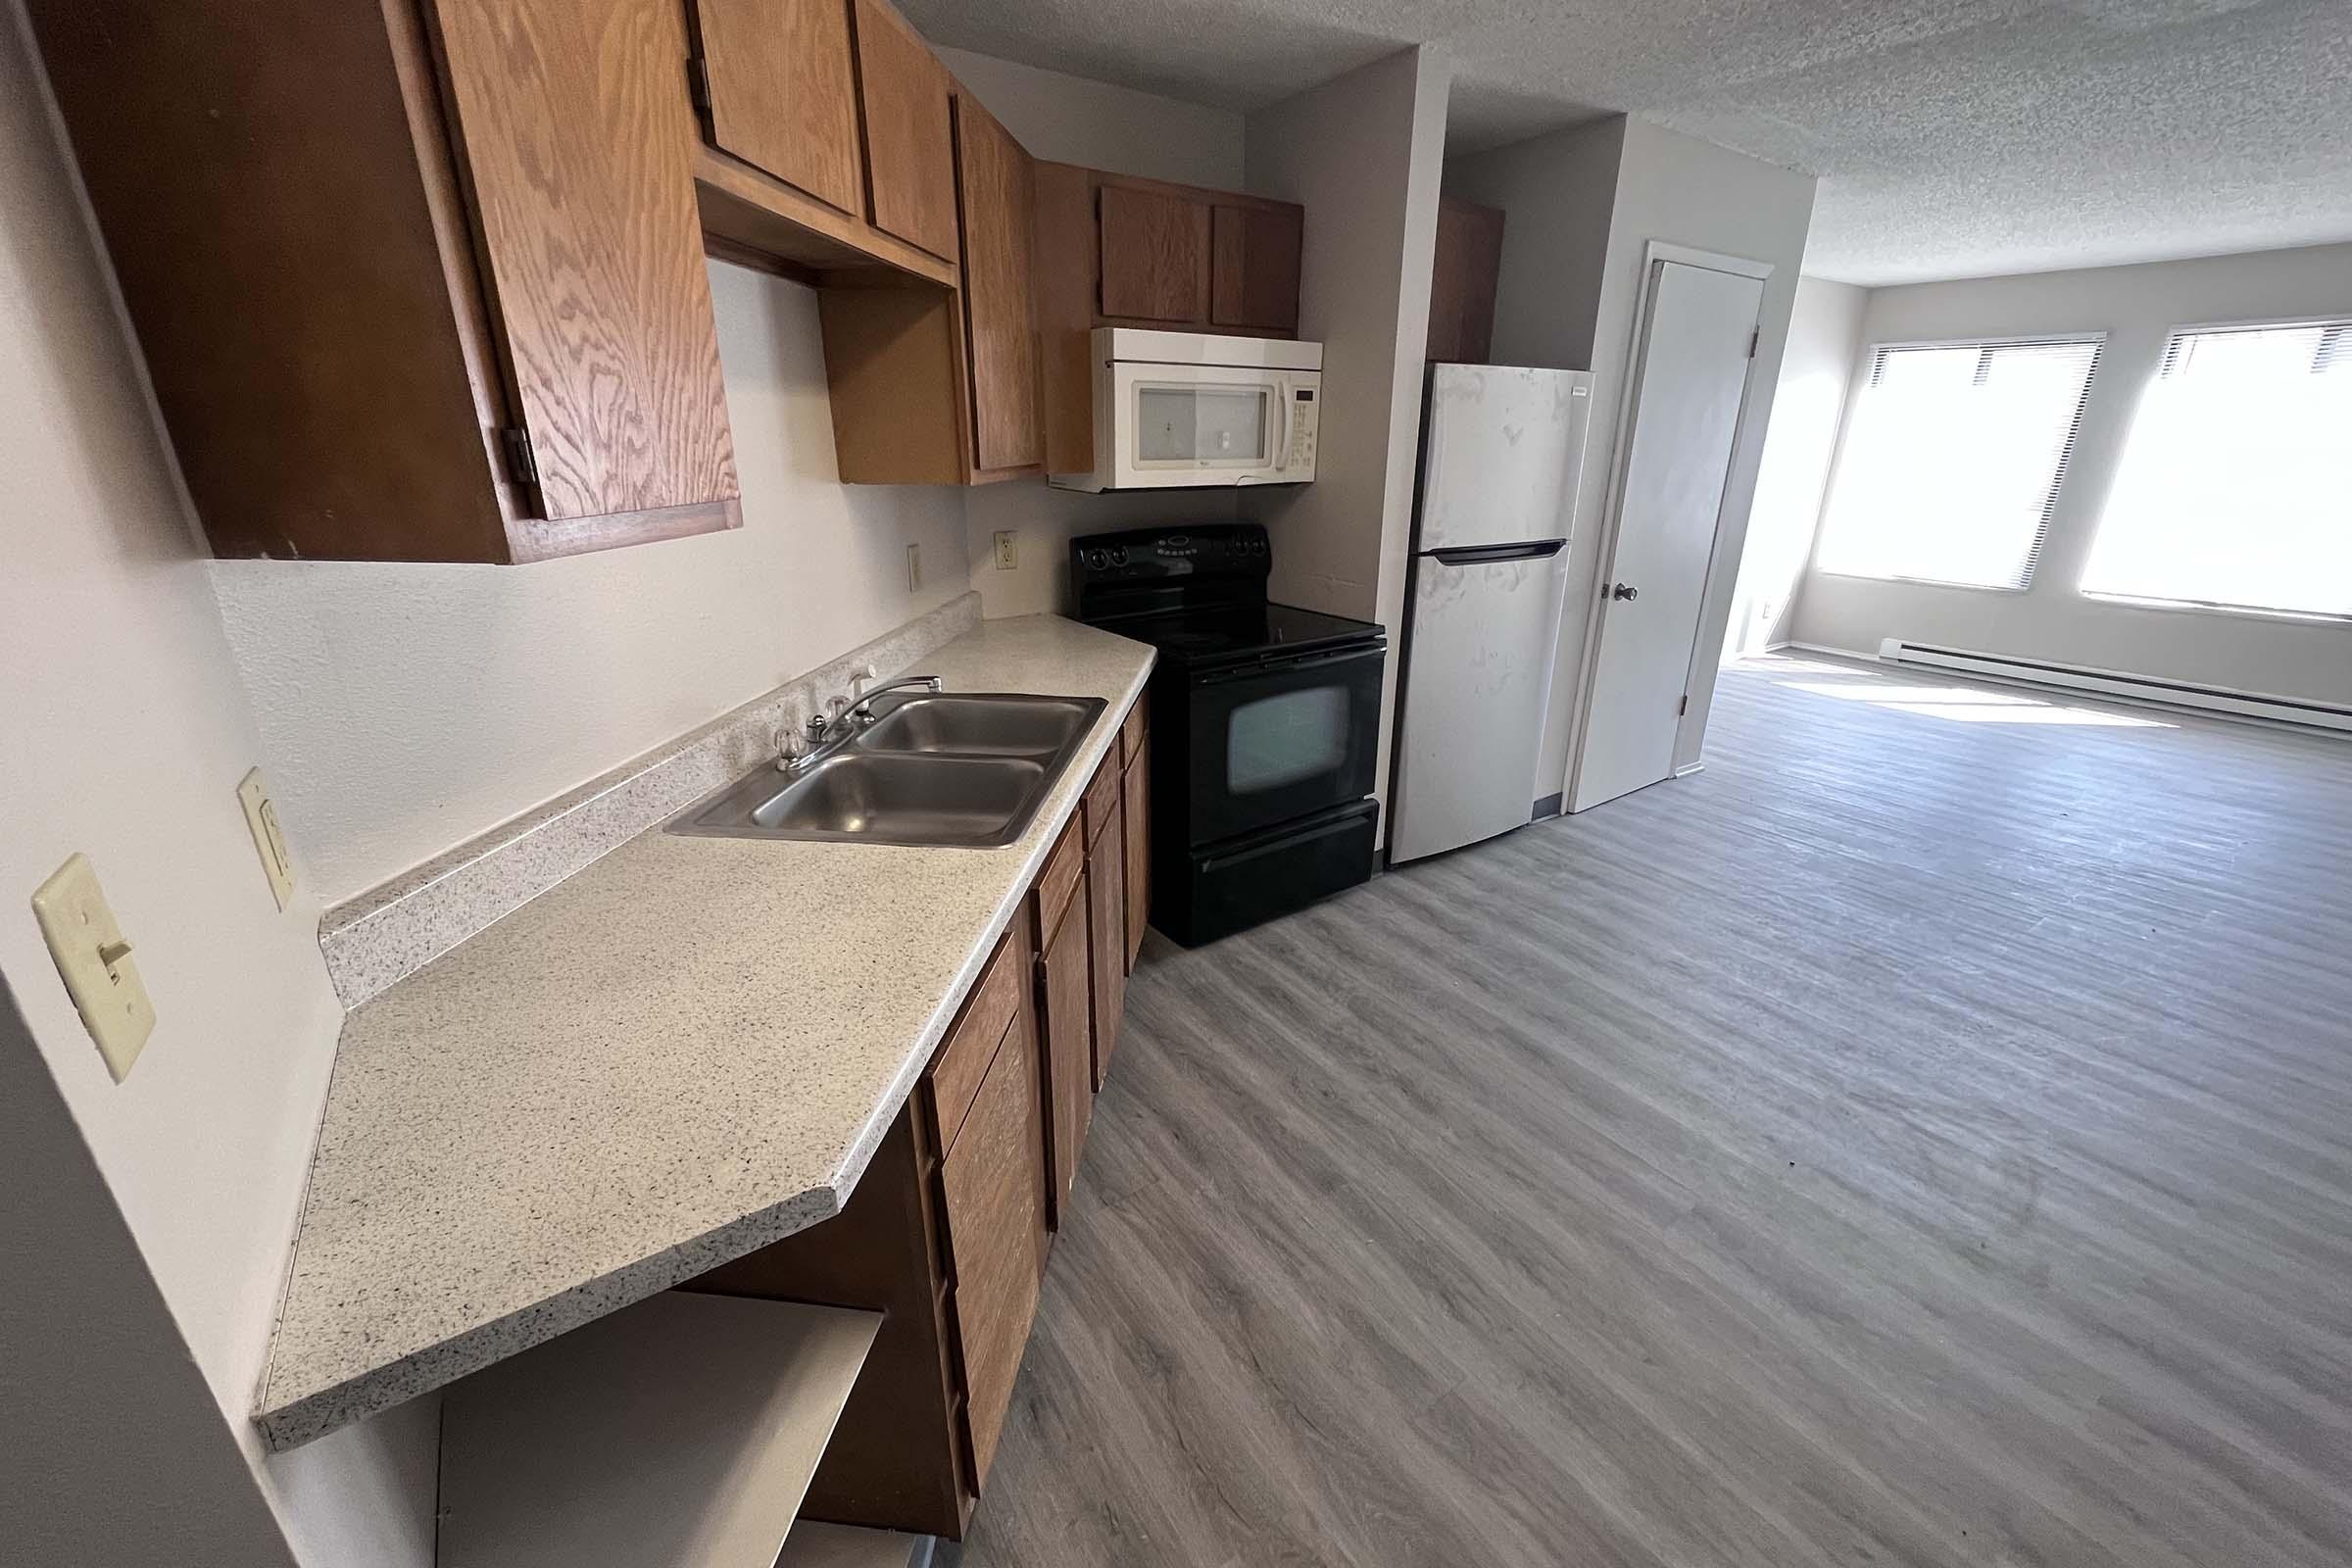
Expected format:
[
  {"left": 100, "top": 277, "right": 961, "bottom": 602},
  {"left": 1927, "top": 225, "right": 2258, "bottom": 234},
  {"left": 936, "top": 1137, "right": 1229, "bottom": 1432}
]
[
  {"left": 906, "top": 542, "right": 922, "bottom": 592},
  {"left": 237, "top": 767, "right": 297, "bottom": 909},
  {"left": 31, "top": 853, "right": 157, "bottom": 1083}
]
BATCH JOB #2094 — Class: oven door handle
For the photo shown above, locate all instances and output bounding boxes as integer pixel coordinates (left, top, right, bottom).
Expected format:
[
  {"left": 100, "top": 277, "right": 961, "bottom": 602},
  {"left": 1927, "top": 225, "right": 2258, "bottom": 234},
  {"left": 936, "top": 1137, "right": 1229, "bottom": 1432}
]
[{"left": 1195, "top": 643, "right": 1385, "bottom": 684}]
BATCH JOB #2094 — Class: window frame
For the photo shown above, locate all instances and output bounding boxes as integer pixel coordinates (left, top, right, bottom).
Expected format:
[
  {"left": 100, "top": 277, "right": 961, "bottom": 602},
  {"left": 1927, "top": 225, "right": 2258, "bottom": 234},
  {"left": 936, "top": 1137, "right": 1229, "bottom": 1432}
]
[
  {"left": 2075, "top": 312, "right": 2352, "bottom": 624},
  {"left": 1813, "top": 329, "right": 2107, "bottom": 595}
]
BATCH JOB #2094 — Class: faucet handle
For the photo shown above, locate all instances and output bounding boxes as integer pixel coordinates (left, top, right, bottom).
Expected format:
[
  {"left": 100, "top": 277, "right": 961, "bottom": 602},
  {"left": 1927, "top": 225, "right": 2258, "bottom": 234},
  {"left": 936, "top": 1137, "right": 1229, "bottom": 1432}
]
[{"left": 774, "top": 727, "right": 809, "bottom": 771}]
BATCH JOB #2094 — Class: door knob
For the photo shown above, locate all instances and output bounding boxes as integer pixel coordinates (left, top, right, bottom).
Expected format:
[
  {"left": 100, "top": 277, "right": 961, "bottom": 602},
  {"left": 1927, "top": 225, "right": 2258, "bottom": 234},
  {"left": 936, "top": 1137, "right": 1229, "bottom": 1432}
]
[{"left": 1612, "top": 583, "right": 1639, "bottom": 601}]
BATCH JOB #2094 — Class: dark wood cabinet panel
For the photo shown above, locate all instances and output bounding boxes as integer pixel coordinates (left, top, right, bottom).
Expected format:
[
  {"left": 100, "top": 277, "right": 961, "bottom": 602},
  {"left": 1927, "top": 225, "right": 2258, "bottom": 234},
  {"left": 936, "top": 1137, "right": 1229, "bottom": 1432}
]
[
  {"left": 1211, "top": 203, "right": 1303, "bottom": 333},
  {"left": 939, "top": 1007, "right": 1048, "bottom": 1489},
  {"left": 1037, "top": 883, "right": 1094, "bottom": 1225},
  {"left": 952, "top": 93, "right": 1042, "bottom": 473},
  {"left": 853, "top": 0, "right": 959, "bottom": 262},
  {"left": 1086, "top": 785, "right": 1128, "bottom": 1091},
  {"left": 922, "top": 929, "right": 1024, "bottom": 1158},
  {"left": 429, "top": 0, "right": 739, "bottom": 523},
  {"left": 689, "top": 0, "right": 863, "bottom": 216},
  {"left": 1098, "top": 184, "right": 1210, "bottom": 322},
  {"left": 1428, "top": 196, "right": 1505, "bottom": 364},
  {"left": 1123, "top": 735, "right": 1151, "bottom": 972}
]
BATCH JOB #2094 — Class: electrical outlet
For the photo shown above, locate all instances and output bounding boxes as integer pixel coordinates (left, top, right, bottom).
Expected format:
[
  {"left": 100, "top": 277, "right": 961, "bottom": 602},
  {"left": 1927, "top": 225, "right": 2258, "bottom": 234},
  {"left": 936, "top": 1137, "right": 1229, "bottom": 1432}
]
[
  {"left": 237, "top": 768, "right": 298, "bottom": 909},
  {"left": 906, "top": 542, "right": 921, "bottom": 592},
  {"left": 31, "top": 853, "right": 157, "bottom": 1083},
  {"left": 993, "top": 530, "right": 1018, "bottom": 570}
]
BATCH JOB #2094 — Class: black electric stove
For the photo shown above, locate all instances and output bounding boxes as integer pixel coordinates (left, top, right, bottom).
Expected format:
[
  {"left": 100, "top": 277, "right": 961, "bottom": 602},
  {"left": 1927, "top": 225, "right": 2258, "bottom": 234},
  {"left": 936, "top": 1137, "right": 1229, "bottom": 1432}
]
[{"left": 1072, "top": 523, "right": 1386, "bottom": 946}]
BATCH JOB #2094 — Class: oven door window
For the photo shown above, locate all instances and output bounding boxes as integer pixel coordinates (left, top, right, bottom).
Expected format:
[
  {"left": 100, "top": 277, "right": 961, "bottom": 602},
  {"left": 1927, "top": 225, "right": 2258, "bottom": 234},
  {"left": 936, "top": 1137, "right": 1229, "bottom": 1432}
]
[
  {"left": 1187, "top": 648, "right": 1384, "bottom": 844},
  {"left": 1135, "top": 383, "right": 1273, "bottom": 467},
  {"left": 1228, "top": 686, "right": 1348, "bottom": 794}
]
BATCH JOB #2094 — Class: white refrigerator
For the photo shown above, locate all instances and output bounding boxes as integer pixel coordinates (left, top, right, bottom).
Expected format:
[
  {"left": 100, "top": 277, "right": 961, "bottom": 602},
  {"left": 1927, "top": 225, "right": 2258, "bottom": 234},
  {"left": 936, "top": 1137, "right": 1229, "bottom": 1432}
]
[{"left": 1390, "top": 364, "right": 1593, "bottom": 864}]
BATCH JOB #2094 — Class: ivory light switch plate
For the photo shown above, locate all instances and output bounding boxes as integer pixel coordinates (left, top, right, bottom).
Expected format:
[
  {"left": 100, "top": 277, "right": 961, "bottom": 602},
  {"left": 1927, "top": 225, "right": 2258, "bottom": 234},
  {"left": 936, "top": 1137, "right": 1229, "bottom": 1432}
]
[
  {"left": 31, "top": 853, "right": 157, "bottom": 1083},
  {"left": 237, "top": 767, "right": 298, "bottom": 909},
  {"left": 906, "top": 542, "right": 922, "bottom": 592}
]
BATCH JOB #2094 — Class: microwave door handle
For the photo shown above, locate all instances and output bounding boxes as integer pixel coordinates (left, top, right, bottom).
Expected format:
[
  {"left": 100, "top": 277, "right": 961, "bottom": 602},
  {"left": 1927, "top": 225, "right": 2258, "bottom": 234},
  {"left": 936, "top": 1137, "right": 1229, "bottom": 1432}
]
[{"left": 1270, "top": 377, "right": 1291, "bottom": 474}]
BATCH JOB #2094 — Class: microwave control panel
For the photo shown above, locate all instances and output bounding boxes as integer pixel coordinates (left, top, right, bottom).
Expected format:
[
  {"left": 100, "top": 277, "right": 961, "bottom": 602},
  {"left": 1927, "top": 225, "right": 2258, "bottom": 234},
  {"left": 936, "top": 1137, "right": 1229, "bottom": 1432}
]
[{"left": 1288, "top": 386, "right": 1320, "bottom": 473}]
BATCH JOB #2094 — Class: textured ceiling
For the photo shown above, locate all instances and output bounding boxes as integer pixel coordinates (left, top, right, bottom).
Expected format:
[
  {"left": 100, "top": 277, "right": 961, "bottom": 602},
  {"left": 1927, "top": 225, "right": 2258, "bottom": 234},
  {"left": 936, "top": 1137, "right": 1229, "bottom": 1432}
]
[{"left": 899, "top": 0, "right": 2352, "bottom": 285}]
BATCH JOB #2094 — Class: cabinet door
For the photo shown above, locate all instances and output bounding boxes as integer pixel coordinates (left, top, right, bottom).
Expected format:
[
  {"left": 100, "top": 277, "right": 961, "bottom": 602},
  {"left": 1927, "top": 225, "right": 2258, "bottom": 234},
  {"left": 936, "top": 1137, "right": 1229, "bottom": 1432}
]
[
  {"left": 1122, "top": 738, "right": 1150, "bottom": 972},
  {"left": 938, "top": 1007, "right": 1048, "bottom": 1489},
  {"left": 690, "top": 0, "right": 862, "bottom": 215},
  {"left": 1086, "top": 806, "right": 1128, "bottom": 1091},
  {"left": 1038, "top": 885, "right": 1094, "bottom": 1223},
  {"left": 953, "top": 94, "right": 1042, "bottom": 472},
  {"left": 853, "top": 0, "right": 958, "bottom": 262},
  {"left": 1428, "top": 196, "right": 1505, "bottom": 363},
  {"left": 429, "top": 0, "right": 738, "bottom": 521},
  {"left": 1099, "top": 184, "right": 1208, "bottom": 323},
  {"left": 1210, "top": 203, "right": 1303, "bottom": 333}
]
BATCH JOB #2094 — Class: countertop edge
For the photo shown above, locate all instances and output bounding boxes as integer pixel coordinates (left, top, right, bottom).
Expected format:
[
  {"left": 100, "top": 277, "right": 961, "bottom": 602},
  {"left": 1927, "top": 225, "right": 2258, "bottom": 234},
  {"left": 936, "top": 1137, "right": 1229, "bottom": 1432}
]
[{"left": 253, "top": 631, "right": 1153, "bottom": 1448}]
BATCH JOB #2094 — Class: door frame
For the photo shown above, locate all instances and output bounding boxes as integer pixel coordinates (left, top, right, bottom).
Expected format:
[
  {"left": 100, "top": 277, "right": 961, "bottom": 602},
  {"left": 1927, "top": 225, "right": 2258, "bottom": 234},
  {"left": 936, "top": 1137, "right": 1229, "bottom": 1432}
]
[{"left": 1562, "top": 241, "right": 1772, "bottom": 811}]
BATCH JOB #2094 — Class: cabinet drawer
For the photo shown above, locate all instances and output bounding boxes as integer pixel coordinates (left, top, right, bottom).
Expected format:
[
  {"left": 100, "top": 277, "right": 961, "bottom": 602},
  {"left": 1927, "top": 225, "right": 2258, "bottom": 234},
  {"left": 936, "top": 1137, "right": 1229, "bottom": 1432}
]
[
  {"left": 1034, "top": 815, "right": 1084, "bottom": 933},
  {"left": 1119, "top": 700, "right": 1146, "bottom": 766},
  {"left": 923, "top": 926, "right": 1024, "bottom": 1158},
  {"left": 938, "top": 1005, "right": 1047, "bottom": 1489},
  {"left": 1083, "top": 748, "right": 1122, "bottom": 846}
]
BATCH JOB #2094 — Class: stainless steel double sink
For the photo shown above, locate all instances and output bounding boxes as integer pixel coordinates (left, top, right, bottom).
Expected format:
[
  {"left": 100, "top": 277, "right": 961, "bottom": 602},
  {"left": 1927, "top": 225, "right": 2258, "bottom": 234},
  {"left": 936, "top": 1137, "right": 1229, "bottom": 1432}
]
[{"left": 667, "top": 694, "right": 1106, "bottom": 848}]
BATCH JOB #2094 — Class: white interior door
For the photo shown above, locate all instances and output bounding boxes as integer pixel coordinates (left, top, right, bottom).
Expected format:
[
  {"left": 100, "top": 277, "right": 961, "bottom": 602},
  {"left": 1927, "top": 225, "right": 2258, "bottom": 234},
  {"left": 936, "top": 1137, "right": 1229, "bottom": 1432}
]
[{"left": 1570, "top": 259, "right": 1765, "bottom": 812}]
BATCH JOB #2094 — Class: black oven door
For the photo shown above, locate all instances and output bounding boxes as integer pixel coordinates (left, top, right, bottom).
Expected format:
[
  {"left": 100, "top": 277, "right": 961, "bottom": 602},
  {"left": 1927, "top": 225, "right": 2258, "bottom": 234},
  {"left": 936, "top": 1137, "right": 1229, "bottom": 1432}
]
[{"left": 1185, "top": 642, "right": 1385, "bottom": 845}]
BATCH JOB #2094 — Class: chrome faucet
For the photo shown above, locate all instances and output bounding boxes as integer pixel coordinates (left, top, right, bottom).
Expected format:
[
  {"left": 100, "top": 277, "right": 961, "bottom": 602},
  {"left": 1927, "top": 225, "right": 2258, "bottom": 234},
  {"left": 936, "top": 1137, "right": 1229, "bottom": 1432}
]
[{"left": 777, "top": 667, "right": 944, "bottom": 770}]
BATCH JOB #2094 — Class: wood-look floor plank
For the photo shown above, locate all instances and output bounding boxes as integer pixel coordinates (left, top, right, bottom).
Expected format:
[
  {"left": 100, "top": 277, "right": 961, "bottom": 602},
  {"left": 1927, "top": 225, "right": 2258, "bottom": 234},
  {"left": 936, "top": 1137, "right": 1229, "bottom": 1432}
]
[{"left": 949, "top": 655, "right": 2352, "bottom": 1567}]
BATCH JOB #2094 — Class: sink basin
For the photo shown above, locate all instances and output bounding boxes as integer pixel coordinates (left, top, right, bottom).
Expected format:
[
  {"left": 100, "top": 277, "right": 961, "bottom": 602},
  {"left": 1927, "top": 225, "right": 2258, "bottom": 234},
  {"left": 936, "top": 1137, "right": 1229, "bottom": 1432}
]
[
  {"left": 855, "top": 694, "right": 1099, "bottom": 757},
  {"left": 668, "top": 693, "right": 1105, "bottom": 848}
]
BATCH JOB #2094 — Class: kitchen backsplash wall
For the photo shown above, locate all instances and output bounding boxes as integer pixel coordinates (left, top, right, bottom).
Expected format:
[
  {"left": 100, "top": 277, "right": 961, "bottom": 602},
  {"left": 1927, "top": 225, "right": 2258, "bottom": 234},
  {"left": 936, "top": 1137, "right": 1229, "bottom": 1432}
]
[{"left": 212, "top": 262, "right": 972, "bottom": 906}]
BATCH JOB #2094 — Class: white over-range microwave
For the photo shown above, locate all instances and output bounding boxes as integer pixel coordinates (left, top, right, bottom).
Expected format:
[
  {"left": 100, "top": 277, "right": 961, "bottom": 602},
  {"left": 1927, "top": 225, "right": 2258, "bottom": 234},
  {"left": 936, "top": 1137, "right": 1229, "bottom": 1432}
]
[{"left": 1052, "top": 327, "right": 1322, "bottom": 492}]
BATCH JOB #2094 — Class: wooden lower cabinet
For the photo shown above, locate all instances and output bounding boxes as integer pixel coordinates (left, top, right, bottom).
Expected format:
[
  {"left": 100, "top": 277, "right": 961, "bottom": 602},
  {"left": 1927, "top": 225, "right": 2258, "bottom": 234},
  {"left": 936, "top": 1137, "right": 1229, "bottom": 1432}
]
[
  {"left": 1036, "top": 827, "right": 1094, "bottom": 1224},
  {"left": 1084, "top": 757, "right": 1128, "bottom": 1091},
  {"left": 1123, "top": 732, "right": 1151, "bottom": 972},
  {"left": 675, "top": 703, "right": 1148, "bottom": 1538},
  {"left": 938, "top": 1004, "right": 1048, "bottom": 1483}
]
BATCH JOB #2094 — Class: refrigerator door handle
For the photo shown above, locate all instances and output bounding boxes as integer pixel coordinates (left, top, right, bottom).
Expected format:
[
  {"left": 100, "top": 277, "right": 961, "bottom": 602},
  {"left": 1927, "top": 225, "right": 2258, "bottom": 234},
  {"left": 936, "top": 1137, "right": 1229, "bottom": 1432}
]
[{"left": 1426, "top": 540, "right": 1567, "bottom": 565}]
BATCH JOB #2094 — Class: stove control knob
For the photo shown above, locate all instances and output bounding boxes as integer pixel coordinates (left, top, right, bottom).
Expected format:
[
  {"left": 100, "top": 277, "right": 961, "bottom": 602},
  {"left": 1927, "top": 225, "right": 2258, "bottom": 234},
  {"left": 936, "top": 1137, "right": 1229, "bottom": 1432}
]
[{"left": 1111, "top": 547, "right": 1129, "bottom": 566}]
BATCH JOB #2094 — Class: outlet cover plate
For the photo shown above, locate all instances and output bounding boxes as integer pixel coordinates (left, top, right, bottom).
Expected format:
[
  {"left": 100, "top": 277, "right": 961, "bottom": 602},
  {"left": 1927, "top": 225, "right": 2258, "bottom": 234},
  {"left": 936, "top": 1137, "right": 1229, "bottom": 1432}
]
[
  {"left": 237, "top": 767, "right": 298, "bottom": 909},
  {"left": 31, "top": 853, "right": 157, "bottom": 1083}
]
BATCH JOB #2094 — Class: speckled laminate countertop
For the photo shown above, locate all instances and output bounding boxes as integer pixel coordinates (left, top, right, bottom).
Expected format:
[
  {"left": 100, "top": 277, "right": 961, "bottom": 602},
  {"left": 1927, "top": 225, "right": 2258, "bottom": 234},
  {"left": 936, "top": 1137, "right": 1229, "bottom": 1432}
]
[{"left": 254, "top": 615, "right": 1153, "bottom": 1451}]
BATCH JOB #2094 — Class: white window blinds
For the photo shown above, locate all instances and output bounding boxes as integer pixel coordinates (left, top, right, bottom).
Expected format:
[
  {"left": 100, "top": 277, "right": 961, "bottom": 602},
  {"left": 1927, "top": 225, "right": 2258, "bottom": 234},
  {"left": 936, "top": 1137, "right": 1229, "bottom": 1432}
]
[
  {"left": 1814, "top": 337, "right": 2102, "bottom": 590},
  {"left": 2081, "top": 319, "right": 2352, "bottom": 618}
]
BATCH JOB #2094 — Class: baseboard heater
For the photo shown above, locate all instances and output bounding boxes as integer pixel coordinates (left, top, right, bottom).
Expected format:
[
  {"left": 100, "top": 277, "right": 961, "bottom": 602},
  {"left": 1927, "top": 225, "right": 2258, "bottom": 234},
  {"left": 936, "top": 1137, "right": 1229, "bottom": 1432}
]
[{"left": 1876, "top": 639, "right": 2352, "bottom": 736}]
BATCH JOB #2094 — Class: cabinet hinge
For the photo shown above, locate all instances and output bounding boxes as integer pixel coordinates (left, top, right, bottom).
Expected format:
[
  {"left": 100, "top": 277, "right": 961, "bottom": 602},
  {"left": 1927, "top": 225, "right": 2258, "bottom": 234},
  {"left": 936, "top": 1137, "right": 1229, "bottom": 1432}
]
[
  {"left": 1747, "top": 326, "right": 1760, "bottom": 359},
  {"left": 496, "top": 425, "right": 538, "bottom": 487},
  {"left": 1678, "top": 693, "right": 1690, "bottom": 716},
  {"left": 686, "top": 56, "right": 713, "bottom": 115}
]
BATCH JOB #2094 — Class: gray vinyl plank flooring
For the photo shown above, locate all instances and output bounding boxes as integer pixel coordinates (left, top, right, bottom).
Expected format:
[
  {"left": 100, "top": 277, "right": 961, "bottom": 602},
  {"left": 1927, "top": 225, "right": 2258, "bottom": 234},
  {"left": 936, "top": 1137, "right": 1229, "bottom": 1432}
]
[{"left": 952, "top": 654, "right": 2352, "bottom": 1567}]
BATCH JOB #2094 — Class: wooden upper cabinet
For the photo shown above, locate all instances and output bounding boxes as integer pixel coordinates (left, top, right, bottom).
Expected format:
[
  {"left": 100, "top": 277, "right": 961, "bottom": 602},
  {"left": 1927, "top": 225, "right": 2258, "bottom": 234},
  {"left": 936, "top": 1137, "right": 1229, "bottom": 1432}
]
[
  {"left": 1211, "top": 204, "right": 1303, "bottom": 333},
  {"left": 687, "top": 0, "right": 863, "bottom": 215},
  {"left": 1098, "top": 184, "right": 1210, "bottom": 322},
  {"left": 24, "top": 0, "right": 738, "bottom": 562},
  {"left": 853, "top": 0, "right": 959, "bottom": 262},
  {"left": 1428, "top": 196, "right": 1506, "bottom": 364},
  {"left": 952, "top": 92, "right": 1042, "bottom": 474},
  {"left": 432, "top": 0, "right": 739, "bottom": 523}
]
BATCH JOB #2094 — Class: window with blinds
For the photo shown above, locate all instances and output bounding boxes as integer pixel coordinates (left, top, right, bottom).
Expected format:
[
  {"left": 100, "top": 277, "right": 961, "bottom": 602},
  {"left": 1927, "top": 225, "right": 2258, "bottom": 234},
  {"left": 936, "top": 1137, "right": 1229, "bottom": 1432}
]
[
  {"left": 2081, "top": 318, "right": 2352, "bottom": 618},
  {"left": 1813, "top": 336, "right": 2103, "bottom": 590}
]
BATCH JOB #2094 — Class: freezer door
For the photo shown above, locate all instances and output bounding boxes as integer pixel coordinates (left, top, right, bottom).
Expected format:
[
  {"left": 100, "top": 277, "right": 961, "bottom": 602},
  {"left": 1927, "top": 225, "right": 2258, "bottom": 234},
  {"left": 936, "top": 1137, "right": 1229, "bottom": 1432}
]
[
  {"left": 1390, "top": 543, "right": 1569, "bottom": 864},
  {"left": 1415, "top": 364, "right": 1593, "bottom": 552}
]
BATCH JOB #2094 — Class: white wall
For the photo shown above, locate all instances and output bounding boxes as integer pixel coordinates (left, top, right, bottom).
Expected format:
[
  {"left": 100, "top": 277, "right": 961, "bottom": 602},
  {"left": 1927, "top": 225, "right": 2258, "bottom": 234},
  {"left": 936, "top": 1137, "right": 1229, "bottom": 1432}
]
[
  {"left": 1792, "top": 242, "right": 2352, "bottom": 706},
  {"left": 2, "top": 9, "right": 433, "bottom": 1561},
  {"left": 1450, "top": 117, "right": 1816, "bottom": 792},
  {"left": 945, "top": 49, "right": 1250, "bottom": 620},
  {"left": 1245, "top": 47, "right": 1452, "bottom": 825},
  {"left": 214, "top": 264, "right": 970, "bottom": 904},
  {"left": 936, "top": 47, "right": 1244, "bottom": 190},
  {"left": 1727, "top": 275, "right": 1866, "bottom": 656}
]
